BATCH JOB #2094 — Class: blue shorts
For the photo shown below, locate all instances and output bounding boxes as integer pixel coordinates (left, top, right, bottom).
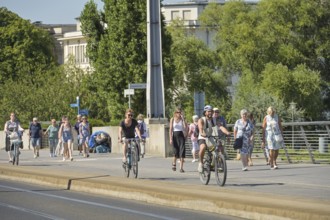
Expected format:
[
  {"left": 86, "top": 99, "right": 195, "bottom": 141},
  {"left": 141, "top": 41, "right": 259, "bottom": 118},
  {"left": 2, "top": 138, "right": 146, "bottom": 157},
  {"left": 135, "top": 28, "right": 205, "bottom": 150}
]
[{"left": 30, "top": 138, "right": 41, "bottom": 148}]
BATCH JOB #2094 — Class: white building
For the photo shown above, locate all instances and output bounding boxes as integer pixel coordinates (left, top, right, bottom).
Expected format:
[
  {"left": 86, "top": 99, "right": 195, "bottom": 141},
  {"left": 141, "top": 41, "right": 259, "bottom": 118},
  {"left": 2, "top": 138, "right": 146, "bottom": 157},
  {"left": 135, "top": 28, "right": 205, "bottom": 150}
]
[{"left": 47, "top": 0, "right": 256, "bottom": 70}]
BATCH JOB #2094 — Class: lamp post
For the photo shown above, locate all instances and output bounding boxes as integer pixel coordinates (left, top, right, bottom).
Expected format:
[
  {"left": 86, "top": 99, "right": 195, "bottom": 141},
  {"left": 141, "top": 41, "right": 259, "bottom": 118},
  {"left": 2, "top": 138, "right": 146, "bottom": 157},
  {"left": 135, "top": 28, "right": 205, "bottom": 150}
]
[
  {"left": 76, "top": 96, "right": 80, "bottom": 115},
  {"left": 290, "top": 102, "right": 296, "bottom": 148}
]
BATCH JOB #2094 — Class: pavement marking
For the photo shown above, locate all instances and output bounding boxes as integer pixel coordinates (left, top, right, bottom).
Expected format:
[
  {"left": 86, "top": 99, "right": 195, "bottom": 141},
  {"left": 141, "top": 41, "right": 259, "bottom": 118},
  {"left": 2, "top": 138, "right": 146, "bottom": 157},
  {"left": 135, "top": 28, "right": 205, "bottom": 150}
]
[
  {"left": 0, "top": 201, "right": 64, "bottom": 220},
  {"left": 0, "top": 184, "right": 179, "bottom": 220}
]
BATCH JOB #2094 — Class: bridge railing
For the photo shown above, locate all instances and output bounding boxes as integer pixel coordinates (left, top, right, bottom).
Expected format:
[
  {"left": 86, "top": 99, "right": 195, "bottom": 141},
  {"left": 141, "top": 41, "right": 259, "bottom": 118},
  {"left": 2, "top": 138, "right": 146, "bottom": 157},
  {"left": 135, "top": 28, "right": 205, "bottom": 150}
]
[{"left": 185, "top": 121, "right": 330, "bottom": 164}]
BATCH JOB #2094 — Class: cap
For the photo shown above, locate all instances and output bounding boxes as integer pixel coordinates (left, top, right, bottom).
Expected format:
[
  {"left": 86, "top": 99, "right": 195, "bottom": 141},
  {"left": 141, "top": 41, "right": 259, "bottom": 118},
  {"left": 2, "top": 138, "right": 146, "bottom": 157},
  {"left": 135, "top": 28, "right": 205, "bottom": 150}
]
[
  {"left": 33, "top": 117, "right": 38, "bottom": 121},
  {"left": 213, "top": 108, "right": 219, "bottom": 112},
  {"left": 192, "top": 115, "right": 199, "bottom": 120},
  {"left": 204, "top": 105, "right": 213, "bottom": 111}
]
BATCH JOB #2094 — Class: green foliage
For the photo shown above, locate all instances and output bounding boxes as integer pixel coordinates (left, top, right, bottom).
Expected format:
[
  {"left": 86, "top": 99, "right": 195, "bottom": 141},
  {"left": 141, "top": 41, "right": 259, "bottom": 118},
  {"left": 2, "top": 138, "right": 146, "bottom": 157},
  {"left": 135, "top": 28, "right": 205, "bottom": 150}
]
[{"left": 199, "top": 0, "right": 330, "bottom": 120}]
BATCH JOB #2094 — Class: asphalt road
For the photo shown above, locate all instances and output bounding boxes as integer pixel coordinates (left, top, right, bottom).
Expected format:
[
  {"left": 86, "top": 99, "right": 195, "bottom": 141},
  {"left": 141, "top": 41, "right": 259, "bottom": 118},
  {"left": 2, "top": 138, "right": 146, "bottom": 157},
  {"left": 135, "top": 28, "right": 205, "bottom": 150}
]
[
  {"left": 0, "top": 150, "right": 330, "bottom": 220},
  {"left": 0, "top": 179, "right": 244, "bottom": 220}
]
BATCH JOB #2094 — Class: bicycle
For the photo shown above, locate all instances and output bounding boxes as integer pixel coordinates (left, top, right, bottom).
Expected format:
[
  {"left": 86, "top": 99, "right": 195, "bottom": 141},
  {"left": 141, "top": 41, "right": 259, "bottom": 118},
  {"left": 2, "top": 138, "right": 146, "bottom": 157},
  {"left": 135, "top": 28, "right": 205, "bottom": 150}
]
[
  {"left": 199, "top": 136, "right": 227, "bottom": 186},
  {"left": 8, "top": 131, "right": 22, "bottom": 166},
  {"left": 122, "top": 138, "right": 139, "bottom": 178}
]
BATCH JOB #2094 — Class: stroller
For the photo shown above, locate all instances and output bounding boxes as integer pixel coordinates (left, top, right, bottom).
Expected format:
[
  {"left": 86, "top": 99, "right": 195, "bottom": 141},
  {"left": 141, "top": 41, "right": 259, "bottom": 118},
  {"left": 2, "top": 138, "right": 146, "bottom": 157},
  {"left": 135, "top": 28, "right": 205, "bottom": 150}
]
[{"left": 88, "top": 131, "right": 112, "bottom": 153}]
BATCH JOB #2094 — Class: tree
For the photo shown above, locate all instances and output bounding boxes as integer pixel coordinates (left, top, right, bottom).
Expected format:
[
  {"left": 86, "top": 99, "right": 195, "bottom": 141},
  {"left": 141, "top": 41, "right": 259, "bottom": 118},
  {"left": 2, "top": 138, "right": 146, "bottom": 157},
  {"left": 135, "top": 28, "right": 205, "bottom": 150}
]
[{"left": 80, "top": 0, "right": 174, "bottom": 122}]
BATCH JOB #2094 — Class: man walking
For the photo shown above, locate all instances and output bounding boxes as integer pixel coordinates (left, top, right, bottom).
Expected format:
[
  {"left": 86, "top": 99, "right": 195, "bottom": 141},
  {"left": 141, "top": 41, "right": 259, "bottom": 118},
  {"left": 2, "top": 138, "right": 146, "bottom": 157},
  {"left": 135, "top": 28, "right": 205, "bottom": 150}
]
[{"left": 29, "top": 117, "right": 42, "bottom": 158}]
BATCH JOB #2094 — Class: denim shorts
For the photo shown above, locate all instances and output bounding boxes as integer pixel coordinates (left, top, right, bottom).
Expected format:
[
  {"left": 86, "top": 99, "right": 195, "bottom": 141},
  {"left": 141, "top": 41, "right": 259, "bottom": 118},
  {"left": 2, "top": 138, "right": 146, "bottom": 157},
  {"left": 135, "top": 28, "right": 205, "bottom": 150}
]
[{"left": 30, "top": 138, "right": 41, "bottom": 148}]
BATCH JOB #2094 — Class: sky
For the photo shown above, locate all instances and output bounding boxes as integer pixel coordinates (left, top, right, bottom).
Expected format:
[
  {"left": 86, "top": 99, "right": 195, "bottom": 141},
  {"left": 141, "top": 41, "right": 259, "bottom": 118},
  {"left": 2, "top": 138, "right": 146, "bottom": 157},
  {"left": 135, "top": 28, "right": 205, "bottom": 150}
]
[{"left": 0, "top": 0, "right": 186, "bottom": 24}]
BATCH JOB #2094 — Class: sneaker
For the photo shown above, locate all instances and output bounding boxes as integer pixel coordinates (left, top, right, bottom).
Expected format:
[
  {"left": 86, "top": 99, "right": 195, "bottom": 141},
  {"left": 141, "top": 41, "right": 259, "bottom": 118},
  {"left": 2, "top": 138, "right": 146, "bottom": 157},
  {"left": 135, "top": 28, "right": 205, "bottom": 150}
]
[
  {"left": 198, "top": 163, "right": 203, "bottom": 173},
  {"left": 274, "top": 165, "right": 278, "bottom": 169},
  {"left": 242, "top": 167, "right": 248, "bottom": 171},
  {"left": 34, "top": 154, "right": 37, "bottom": 159},
  {"left": 192, "top": 159, "right": 196, "bottom": 163},
  {"left": 37, "top": 152, "right": 39, "bottom": 157},
  {"left": 63, "top": 157, "right": 66, "bottom": 161}
]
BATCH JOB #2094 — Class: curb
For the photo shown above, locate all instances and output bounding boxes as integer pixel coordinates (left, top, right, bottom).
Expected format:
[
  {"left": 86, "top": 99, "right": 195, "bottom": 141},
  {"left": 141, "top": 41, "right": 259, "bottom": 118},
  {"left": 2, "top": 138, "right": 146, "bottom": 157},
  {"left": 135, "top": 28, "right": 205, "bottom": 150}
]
[{"left": 1, "top": 166, "right": 330, "bottom": 220}]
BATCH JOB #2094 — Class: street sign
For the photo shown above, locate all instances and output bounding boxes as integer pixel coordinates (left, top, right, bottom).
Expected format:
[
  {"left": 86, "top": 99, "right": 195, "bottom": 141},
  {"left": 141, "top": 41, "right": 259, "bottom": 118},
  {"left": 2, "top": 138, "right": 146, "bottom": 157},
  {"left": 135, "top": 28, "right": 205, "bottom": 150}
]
[
  {"left": 79, "top": 109, "right": 89, "bottom": 115},
  {"left": 70, "top": 103, "right": 78, "bottom": 107},
  {"left": 124, "top": 89, "right": 135, "bottom": 97},
  {"left": 129, "top": 83, "right": 146, "bottom": 89}
]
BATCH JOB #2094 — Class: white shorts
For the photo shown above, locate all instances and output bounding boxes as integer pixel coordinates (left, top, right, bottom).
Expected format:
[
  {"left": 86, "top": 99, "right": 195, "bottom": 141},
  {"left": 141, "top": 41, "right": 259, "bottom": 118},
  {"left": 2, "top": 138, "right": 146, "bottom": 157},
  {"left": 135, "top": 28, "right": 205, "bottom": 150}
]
[{"left": 191, "top": 141, "right": 199, "bottom": 152}]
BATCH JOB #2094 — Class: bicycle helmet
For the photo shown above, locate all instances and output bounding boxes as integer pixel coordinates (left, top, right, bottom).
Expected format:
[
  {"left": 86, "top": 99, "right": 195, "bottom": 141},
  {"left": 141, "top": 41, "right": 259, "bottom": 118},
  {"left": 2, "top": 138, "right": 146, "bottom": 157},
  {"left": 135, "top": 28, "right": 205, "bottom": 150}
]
[{"left": 204, "top": 105, "right": 213, "bottom": 111}]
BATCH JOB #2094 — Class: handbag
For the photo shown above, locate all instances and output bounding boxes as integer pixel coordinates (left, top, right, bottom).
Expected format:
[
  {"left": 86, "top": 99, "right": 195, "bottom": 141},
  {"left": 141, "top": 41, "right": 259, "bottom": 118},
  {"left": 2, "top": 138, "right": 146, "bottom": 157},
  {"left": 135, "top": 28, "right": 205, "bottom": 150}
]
[
  {"left": 9, "top": 132, "right": 19, "bottom": 141},
  {"left": 274, "top": 133, "right": 283, "bottom": 143},
  {"left": 233, "top": 121, "right": 248, "bottom": 150},
  {"left": 233, "top": 137, "right": 243, "bottom": 150}
]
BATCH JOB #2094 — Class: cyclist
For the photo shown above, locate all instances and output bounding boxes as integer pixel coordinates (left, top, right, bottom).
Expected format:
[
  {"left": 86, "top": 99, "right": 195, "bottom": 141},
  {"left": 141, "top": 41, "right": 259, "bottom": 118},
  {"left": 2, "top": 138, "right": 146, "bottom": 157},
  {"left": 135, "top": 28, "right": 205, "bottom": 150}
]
[
  {"left": 4, "top": 112, "right": 24, "bottom": 162},
  {"left": 119, "top": 109, "right": 142, "bottom": 165},
  {"left": 197, "top": 105, "right": 230, "bottom": 173}
]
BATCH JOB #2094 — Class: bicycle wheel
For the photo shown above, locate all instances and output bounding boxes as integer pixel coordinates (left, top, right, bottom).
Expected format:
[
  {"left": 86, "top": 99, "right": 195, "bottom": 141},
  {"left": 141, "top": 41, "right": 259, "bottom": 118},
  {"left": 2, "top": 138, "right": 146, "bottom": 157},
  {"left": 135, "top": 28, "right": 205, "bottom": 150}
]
[
  {"left": 199, "top": 153, "right": 211, "bottom": 185},
  {"left": 15, "top": 145, "right": 19, "bottom": 166},
  {"left": 124, "top": 149, "right": 131, "bottom": 178},
  {"left": 131, "top": 147, "right": 138, "bottom": 178},
  {"left": 214, "top": 153, "right": 227, "bottom": 186}
]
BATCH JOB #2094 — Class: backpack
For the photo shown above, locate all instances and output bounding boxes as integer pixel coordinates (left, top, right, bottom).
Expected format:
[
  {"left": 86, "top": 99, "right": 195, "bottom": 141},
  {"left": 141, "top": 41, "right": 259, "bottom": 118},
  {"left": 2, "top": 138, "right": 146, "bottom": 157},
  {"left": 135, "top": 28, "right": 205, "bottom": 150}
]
[
  {"left": 193, "top": 123, "right": 199, "bottom": 138},
  {"left": 194, "top": 117, "right": 215, "bottom": 138},
  {"left": 137, "top": 122, "right": 144, "bottom": 135}
]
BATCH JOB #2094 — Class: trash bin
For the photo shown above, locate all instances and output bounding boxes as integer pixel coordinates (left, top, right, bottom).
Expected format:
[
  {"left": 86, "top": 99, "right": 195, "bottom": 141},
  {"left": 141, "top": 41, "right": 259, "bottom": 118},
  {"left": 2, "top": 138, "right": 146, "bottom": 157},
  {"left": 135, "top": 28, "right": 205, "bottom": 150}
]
[{"left": 319, "top": 135, "right": 328, "bottom": 153}]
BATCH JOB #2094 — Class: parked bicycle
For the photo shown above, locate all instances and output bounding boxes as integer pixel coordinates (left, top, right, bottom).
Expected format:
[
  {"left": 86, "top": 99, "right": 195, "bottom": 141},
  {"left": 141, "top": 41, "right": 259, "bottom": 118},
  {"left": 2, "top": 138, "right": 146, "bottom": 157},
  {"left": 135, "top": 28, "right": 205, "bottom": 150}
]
[
  {"left": 122, "top": 138, "right": 140, "bottom": 178},
  {"left": 199, "top": 136, "right": 227, "bottom": 186}
]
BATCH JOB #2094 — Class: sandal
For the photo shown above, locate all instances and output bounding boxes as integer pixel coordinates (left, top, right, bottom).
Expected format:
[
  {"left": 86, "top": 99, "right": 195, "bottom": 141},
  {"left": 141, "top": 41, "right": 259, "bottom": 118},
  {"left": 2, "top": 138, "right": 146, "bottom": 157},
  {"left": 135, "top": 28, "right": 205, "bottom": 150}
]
[
  {"left": 172, "top": 163, "right": 176, "bottom": 171},
  {"left": 180, "top": 169, "right": 184, "bottom": 173}
]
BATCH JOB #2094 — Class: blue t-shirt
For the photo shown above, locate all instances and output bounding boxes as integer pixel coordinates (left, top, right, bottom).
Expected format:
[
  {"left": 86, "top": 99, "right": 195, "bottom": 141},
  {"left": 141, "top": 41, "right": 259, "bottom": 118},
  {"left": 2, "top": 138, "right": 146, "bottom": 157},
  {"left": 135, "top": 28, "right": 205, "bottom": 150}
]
[{"left": 30, "top": 123, "right": 42, "bottom": 138}]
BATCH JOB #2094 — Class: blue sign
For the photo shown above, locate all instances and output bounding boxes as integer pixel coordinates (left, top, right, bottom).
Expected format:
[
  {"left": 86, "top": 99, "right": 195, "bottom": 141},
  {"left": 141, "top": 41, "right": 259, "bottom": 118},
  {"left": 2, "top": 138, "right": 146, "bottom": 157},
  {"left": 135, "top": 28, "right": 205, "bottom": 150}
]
[
  {"left": 79, "top": 109, "right": 89, "bottom": 115},
  {"left": 70, "top": 103, "right": 78, "bottom": 107}
]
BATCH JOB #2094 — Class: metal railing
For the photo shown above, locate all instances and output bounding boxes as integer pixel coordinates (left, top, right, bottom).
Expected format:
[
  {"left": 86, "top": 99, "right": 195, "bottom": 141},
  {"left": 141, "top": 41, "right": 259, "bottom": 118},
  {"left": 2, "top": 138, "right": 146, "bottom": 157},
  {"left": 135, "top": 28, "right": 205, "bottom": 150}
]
[{"left": 185, "top": 121, "right": 330, "bottom": 164}]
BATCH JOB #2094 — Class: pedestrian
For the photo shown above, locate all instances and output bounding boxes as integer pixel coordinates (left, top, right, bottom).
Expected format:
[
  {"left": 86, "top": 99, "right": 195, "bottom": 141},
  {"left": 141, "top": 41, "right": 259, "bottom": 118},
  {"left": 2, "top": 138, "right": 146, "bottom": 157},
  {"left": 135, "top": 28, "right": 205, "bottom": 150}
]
[
  {"left": 74, "top": 114, "right": 82, "bottom": 155},
  {"left": 247, "top": 112, "right": 256, "bottom": 166},
  {"left": 262, "top": 106, "right": 283, "bottom": 170},
  {"left": 233, "top": 109, "right": 254, "bottom": 171},
  {"left": 118, "top": 109, "right": 142, "bottom": 165},
  {"left": 58, "top": 117, "right": 74, "bottom": 161},
  {"left": 79, "top": 115, "right": 90, "bottom": 158},
  {"left": 213, "top": 107, "right": 230, "bottom": 157},
  {"left": 135, "top": 114, "right": 148, "bottom": 158},
  {"left": 188, "top": 115, "right": 199, "bottom": 163},
  {"left": 44, "top": 119, "right": 59, "bottom": 157},
  {"left": 169, "top": 108, "right": 188, "bottom": 173},
  {"left": 29, "top": 117, "right": 43, "bottom": 158},
  {"left": 4, "top": 112, "right": 24, "bottom": 162}
]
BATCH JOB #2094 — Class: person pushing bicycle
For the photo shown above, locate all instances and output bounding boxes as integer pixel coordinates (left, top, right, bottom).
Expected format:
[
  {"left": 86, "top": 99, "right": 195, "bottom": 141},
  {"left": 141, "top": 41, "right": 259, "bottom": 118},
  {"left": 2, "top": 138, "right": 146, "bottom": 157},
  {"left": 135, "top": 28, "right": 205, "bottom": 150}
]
[{"left": 118, "top": 109, "right": 142, "bottom": 166}]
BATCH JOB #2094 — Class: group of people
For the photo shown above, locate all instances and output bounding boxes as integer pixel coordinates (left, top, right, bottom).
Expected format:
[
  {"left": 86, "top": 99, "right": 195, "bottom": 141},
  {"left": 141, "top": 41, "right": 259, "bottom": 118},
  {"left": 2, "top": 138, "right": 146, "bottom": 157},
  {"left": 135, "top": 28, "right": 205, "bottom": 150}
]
[
  {"left": 168, "top": 105, "right": 284, "bottom": 172},
  {"left": 3, "top": 113, "right": 91, "bottom": 162}
]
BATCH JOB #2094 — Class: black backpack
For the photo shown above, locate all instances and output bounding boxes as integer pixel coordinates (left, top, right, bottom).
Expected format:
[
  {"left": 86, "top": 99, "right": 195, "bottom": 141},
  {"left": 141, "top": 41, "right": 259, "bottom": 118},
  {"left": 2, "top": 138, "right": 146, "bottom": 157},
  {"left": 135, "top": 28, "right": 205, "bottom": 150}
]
[
  {"left": 137, "top": 122, "right": 144, "bottom": 135},
  {"left": 193, "top": 123, "right": 199, "bottom": 138}
]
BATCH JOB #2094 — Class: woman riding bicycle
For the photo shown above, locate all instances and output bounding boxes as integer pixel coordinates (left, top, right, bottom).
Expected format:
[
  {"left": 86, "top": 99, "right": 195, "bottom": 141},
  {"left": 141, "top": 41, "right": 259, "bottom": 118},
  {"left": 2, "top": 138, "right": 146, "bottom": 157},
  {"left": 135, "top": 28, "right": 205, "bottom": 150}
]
[
  {"left": 118, "top": 109, "right": 142, "bottom": 165},
  {"left": 4, "top": 112, "right": 24, "bottom": 162}
]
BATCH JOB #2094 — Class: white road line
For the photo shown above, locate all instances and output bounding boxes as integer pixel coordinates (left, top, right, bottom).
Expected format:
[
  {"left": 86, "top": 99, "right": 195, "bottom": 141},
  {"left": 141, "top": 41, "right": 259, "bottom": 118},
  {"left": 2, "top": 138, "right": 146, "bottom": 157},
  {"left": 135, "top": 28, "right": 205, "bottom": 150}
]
[
  {"left": 0, "top": 201, "right": 64, "bottom": 220},
  {"left": 0, "top": 184, "right": 179, "bottom": 220}
]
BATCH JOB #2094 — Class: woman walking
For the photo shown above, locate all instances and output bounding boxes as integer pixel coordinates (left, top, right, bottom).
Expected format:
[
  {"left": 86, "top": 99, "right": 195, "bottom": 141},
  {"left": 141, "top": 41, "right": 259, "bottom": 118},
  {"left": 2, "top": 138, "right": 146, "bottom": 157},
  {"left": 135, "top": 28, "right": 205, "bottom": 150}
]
[
  {"left": 262, "top": 106, "right": 283, "bottom": 169},
  {"left": 44, "top": 119, "right": 59, "bottom": 157},
  {"left": 233, "top": 109, "right": 254, "bottom": 171},
  {"left": 79, "top": 116, "right": 90, "bottom": 158},
  {"left": 169, "top": 108, "right": 188, "bottom": 173},
  {"left": 58, "top": 117, "right": 74, "bottom": 161}
]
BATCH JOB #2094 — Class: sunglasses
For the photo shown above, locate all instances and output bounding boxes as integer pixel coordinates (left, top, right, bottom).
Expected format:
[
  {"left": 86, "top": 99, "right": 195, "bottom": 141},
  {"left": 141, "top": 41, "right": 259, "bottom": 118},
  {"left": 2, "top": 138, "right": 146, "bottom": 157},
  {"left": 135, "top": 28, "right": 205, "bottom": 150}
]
[{"left": 127, "top": 114, "right": 133, "bottom": 117}]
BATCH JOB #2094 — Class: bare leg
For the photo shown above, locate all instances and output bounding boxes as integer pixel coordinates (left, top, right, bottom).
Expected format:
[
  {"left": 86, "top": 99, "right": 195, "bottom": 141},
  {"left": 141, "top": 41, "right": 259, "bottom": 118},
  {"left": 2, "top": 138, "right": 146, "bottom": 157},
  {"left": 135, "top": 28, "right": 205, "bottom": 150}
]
[
  {"left": 269, "top": 149, "right": 274, "bottom": 168},
  {"left": 8, "top": 151, "right": 12, "bottom": 161}
]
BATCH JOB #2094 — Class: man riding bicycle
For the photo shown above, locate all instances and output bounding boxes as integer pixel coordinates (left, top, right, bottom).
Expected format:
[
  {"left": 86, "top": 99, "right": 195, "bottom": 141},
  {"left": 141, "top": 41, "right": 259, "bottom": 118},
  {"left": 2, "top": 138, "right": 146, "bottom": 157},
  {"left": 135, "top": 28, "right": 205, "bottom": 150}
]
[{"left": 197, "top": 105, "right": 230, "bottom": 173}]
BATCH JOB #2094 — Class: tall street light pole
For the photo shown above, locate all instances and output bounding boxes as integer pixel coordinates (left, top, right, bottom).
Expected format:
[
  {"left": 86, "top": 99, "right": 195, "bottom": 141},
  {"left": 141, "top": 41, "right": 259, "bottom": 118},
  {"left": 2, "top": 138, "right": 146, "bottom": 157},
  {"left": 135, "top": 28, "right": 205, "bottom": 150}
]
[{"left": 290, "top": 102, "right": 296, "bottom": 148}]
